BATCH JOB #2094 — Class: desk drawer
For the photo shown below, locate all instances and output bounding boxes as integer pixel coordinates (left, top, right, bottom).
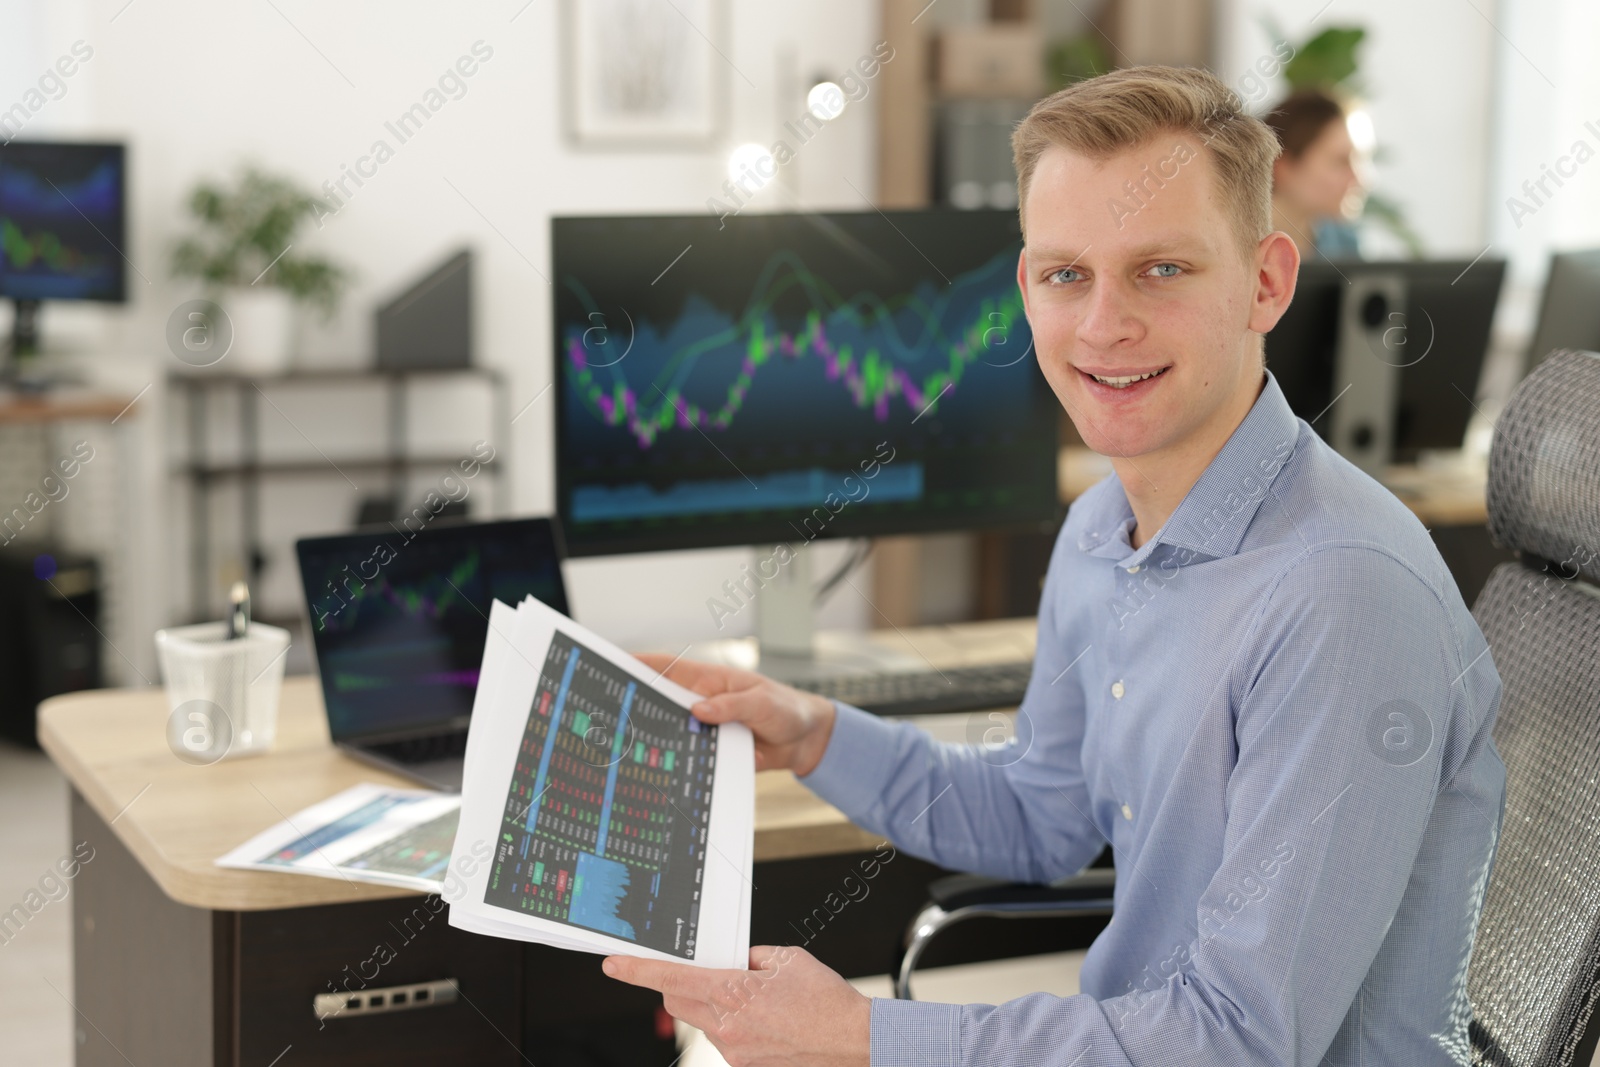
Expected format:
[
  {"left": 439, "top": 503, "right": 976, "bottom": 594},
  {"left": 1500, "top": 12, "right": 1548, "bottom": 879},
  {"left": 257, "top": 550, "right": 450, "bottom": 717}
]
[{"left": 233, "top": 897, "right": 521, "bottom": 1066}]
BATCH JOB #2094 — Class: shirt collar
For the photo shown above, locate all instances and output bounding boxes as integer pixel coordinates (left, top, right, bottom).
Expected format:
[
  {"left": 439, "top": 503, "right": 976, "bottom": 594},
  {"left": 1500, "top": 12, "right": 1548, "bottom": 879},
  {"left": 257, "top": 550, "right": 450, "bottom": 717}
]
[{"left": 1075, "top": 369, "right": 1301, "bottom": 568}]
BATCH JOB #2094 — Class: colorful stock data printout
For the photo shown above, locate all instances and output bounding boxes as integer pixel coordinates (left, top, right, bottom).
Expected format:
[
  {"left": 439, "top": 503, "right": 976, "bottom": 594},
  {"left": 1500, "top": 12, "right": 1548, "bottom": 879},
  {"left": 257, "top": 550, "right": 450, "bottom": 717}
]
[
  {"left": 215, "top": 784, "right": 464, "bottom": 895},
  {"left": 448, "top": 597, "right": 753, "bottom": 968}
]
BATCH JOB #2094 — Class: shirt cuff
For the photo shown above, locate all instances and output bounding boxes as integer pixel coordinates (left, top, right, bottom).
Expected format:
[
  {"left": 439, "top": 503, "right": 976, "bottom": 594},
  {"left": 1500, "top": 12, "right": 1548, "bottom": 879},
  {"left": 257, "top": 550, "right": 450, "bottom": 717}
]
[
  {"left": 795, "top": 699, "right": 902, "bottom": 815},
  {"left": 869, "top": 996, "right": 961, "bottom": 1066}
]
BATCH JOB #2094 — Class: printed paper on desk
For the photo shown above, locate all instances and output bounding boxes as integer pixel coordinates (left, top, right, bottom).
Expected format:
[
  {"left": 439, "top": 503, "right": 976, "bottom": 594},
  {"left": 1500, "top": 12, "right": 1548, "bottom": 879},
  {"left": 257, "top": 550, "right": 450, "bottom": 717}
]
[
  {"left": 216, "top": 783, "right": 462, "bottom": 895},
  {"left": 447, "top": 595, "right": 754, "bottom": 969}
]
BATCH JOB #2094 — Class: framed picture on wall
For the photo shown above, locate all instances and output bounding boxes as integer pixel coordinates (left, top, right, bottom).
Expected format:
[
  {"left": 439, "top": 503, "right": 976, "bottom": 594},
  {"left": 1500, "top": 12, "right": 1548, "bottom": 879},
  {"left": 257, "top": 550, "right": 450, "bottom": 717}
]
[{"left": 562, "top": 0, "right": 727, "bottom": 148}]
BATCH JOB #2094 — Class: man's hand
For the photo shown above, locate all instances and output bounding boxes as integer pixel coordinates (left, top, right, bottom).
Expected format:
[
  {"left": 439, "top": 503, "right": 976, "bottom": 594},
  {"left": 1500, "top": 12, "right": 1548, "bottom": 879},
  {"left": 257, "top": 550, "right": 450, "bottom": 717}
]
[
  {"left": 636, "top": 654, "right": 837, "bottom": 776},
  {"left": 603, "top": 945, "right": 871, "bottom": 1067}
]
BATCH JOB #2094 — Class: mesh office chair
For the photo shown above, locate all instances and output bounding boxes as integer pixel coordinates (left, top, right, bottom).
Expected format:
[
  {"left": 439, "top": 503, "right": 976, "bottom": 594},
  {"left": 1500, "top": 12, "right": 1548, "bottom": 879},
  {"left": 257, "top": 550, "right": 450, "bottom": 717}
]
[{"left": 893, "top": 349, "right": 1600, "bottom": 1067}]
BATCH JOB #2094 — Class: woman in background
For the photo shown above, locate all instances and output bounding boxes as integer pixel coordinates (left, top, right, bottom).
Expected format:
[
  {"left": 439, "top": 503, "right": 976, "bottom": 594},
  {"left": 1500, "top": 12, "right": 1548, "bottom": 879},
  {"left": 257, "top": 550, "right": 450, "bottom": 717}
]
[{"left": 1263, "top": 89, "right": 1366, "bottom": 259}]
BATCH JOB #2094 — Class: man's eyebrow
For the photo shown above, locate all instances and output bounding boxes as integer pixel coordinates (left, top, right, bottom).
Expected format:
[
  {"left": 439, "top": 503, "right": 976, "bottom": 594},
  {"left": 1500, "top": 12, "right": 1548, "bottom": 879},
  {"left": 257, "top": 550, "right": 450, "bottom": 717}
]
[
  {"left": 1025, "top": 245, "right": 1092, "bottom": 263},
  {"left": 1123, "top": 238, "right": 1209, "bottom": 258},
  {"left": 1026, "top": 238, "right": 1208, "bottom": 262}
]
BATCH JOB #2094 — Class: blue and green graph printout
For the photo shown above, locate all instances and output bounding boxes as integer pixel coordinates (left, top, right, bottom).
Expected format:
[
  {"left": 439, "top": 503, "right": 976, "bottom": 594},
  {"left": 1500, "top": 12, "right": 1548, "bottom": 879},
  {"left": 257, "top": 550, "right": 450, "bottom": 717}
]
[{"left": 483, "top": 631, "right": 718, "bottom": 959}]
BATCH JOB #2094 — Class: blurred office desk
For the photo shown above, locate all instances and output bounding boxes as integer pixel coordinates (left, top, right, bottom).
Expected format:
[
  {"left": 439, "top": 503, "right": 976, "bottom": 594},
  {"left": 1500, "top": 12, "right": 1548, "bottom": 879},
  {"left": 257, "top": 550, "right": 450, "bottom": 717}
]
[
  {"left": 0, "top": 387, "right": 150, "bottom": 694},
  {"left": 0, "top": 388, "right": 137, "bottom": 424},
  {"left": 38, "top": 618, "right": 1052, "bottom": 1066},
  {"left": 1059, "top": 446, "right": 1509, "bottom": 603}
]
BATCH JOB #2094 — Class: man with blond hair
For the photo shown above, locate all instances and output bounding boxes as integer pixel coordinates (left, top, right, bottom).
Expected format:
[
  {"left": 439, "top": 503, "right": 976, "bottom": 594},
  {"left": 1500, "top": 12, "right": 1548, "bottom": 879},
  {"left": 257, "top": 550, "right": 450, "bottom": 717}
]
[{"left": 605, "top": 64, "right": 1506, "bottom": 1066}]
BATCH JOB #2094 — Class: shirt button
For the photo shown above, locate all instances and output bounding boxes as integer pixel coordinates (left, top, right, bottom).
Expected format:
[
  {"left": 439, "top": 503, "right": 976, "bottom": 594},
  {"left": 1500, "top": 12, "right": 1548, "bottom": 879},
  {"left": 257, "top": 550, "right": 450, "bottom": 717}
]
[
  {"left": 1111, "top": 681, "right": 1125, "bottom": 699},
  {"left": 1121, "top": 803, "right": 1133, "bottom": 820},
  {"left": 1126, "top": 565, "right": 1140, "bottom": 573}
]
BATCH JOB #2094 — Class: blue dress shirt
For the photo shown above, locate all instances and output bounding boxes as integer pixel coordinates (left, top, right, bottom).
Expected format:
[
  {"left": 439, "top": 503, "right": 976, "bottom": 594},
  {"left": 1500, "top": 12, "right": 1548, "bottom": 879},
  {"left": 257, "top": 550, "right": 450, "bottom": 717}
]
[{"left": 799, "top": 368, "right": 1507, "bottom": 1065}]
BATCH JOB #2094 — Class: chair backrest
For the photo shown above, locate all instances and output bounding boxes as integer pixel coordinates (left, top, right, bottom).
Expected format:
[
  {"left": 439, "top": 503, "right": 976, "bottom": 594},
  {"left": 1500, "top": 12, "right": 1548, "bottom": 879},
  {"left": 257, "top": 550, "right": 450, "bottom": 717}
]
[{"left": 1468, "top": 349, "right": 1600, "bottom": 1066}]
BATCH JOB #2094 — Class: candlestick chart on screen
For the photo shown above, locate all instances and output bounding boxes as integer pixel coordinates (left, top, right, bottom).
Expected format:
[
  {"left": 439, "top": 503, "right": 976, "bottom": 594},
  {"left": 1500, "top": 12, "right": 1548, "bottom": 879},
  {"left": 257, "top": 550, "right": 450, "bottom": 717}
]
[
  {"left": 552, "top": 211, "right": 1060, "bottom": 554},
  {"left": 0, "top": 148, "right": 125, "bottom": 300}
]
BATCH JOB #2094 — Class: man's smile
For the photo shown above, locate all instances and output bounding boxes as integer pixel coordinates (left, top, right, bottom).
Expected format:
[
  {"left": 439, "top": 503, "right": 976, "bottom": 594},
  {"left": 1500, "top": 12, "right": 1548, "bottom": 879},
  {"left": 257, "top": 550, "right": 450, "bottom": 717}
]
[{"left": 1075, "top": 363, "right": 1172, "bottom": 393}]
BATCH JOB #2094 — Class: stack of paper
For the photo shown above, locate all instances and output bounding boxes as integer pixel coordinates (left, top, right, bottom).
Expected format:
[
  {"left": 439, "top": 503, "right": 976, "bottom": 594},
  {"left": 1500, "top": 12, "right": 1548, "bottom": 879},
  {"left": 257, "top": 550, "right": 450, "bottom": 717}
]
[{"left": 446, "top": 597, "right": 755, "bottom": 970}]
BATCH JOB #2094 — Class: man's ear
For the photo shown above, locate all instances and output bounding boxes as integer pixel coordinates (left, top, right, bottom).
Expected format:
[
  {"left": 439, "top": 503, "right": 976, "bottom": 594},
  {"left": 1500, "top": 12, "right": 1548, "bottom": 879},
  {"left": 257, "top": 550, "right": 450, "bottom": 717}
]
[{"left": 1247, "top": 231, "right": 1299, "bottom": 337}]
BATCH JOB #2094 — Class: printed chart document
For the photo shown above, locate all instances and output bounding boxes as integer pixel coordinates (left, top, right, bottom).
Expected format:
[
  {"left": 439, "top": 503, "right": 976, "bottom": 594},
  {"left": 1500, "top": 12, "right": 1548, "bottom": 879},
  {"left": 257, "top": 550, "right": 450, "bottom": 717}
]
[
  {"left": 216, "top": 783, "right": 462, "bottom": 894},
  {"left": 448, "top": 596, "right": 754, "bottom": 970}
]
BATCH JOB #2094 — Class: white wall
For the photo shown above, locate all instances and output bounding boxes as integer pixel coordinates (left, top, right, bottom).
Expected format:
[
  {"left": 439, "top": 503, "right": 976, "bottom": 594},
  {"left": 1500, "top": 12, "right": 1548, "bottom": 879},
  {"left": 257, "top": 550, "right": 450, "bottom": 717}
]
[
  {"left": 1485, "top": 0, "right": 1600, "bottom": 294},
  {"left": 2, "top": 0, "right": 886, "bottom": 671}
]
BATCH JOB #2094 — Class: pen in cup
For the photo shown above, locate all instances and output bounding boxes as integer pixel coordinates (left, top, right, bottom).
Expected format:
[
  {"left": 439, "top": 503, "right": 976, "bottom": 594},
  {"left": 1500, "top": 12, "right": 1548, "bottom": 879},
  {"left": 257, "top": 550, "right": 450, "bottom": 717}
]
[{"left": 228, "top": 581, "right": 250, "bottom": 744}]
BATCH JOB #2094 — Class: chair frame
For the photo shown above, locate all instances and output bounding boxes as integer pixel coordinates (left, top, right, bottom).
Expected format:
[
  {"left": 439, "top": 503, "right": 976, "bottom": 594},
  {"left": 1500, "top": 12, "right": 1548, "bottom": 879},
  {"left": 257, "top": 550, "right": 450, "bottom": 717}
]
[{"left": 894, "top": 869, "right": 1115, "bottom": 1000}]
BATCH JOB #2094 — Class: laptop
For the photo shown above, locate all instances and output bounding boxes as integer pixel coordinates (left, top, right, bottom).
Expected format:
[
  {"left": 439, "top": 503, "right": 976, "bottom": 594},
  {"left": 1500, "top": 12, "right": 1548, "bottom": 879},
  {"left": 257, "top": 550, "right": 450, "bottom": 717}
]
[{"left": 295, "top": 516, "right": 570, "bottom": 791}]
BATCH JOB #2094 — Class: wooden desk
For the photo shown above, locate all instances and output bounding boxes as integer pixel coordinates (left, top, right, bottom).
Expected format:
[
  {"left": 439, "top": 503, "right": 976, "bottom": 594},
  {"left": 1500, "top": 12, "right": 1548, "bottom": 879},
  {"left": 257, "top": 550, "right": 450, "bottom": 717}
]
[
  {"left": 39, "top": 678, "right": 894, "bottom": 913},
  {"left": 39, "top": 618, "right": 1039, "bottom": 1065},
  {"left": 1058, "top": 445, "right": 1488, "bottom": 527}
]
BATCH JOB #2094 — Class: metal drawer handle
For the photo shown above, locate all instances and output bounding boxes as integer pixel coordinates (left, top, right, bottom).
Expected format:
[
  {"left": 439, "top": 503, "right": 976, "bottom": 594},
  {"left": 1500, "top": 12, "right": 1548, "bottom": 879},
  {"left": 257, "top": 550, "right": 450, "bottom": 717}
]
[{"left": 313, "top": 978, "right": 458, "bottom": 1021}]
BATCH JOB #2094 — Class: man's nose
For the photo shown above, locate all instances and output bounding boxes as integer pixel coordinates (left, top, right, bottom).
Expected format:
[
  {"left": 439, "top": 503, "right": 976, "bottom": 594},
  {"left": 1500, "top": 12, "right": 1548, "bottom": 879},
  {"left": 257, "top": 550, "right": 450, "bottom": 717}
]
[{"left": 1076, "top": 278, "right": 1140, "bottom": 350}]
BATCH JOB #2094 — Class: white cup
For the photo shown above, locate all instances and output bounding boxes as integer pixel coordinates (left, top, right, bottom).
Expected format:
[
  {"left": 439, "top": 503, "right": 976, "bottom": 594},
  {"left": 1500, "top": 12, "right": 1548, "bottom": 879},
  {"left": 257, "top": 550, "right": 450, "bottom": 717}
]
[{"left": 155, "top": 621, "right": 290, "bottom": 762}]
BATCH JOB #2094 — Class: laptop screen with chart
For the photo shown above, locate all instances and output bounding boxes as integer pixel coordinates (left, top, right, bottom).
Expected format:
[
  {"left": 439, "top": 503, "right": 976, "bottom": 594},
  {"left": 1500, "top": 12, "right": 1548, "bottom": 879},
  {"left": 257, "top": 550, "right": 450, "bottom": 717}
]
[{"left": 295, "top": 517, "right": 570, "bottom": 743}]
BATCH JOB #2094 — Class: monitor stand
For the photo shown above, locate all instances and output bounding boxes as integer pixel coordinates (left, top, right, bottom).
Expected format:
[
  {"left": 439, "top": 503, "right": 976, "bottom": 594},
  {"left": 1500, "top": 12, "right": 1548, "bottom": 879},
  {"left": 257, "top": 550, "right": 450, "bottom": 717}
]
[
  {"left": 3, "top": 299, "right": 58, "bottom": 392},
  {"left": 688, "top": 542, "right": 926, "bottom": 685}
]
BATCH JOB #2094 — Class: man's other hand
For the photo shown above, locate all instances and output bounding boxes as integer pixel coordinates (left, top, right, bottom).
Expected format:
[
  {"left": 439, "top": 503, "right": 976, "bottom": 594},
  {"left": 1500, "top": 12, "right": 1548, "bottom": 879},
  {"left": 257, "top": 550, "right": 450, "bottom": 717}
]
[{"left": 603, "top": 945, "right": 871, "bottom": 1067}]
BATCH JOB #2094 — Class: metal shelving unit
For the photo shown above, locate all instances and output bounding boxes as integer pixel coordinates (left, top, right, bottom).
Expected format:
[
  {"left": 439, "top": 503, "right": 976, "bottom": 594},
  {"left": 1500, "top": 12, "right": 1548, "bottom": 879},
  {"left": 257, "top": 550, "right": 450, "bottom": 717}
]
[{"left": 169, "top": 367, "right": 507, "bottom": 621}]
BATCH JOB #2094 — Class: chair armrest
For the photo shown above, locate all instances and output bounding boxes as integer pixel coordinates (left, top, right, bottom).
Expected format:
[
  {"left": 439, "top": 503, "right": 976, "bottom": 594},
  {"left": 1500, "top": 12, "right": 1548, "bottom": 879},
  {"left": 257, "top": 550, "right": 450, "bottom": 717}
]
[
  {"left": 895, "top": 869, "right": 1116, "bottom": 999},
  {"left": 928, "top": 868, "right": 1117, "bottom": 911}
]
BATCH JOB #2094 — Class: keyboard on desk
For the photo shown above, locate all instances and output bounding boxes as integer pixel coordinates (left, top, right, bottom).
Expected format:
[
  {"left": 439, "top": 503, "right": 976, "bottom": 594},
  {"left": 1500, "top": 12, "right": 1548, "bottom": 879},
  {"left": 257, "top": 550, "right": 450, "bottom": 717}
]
[{"left": 793, "top": 661, "right": 1034, "bottom": 717}]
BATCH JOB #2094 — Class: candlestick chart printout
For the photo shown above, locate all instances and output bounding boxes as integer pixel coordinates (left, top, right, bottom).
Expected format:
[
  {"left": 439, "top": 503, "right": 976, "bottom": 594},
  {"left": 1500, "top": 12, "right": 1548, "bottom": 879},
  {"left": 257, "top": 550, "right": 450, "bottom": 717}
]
[{"left": 483, "top": 631, "right": 718, "bottom": 959}]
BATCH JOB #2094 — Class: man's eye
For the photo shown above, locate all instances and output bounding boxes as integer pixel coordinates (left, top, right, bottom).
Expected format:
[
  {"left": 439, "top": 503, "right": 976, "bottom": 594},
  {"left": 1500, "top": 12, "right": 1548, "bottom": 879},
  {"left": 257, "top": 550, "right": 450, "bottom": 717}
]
[
  {"left": 1148, "top": 263, "right": 1183, "bottom": 278},
  {"left": 1047, "top": 268, "right": 1082, "bottom": 285}
]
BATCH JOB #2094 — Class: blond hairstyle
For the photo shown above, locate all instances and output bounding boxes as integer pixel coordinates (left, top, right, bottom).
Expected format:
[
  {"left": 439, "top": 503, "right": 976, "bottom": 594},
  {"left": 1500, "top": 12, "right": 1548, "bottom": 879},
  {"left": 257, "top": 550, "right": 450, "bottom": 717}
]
[{"left": 1012, "top": 65, "right": 1282, "bottom": 264}]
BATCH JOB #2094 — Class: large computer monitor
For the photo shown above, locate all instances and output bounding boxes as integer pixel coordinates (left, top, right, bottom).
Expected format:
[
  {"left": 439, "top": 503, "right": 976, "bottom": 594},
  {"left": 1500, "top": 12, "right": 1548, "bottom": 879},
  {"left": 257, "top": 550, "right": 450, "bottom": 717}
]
[
  {"left": 0, "top": 141, "right": 127, "bottom": 369},
  {"left": 551, "top": 210, "right": 1060, "bottom": 559},
  {"left": 1525, "top": 248, "right": 1600, "bottom": 375},
  {"left": 1266, "top": 257, "right": 1505, "bottom": 472}
]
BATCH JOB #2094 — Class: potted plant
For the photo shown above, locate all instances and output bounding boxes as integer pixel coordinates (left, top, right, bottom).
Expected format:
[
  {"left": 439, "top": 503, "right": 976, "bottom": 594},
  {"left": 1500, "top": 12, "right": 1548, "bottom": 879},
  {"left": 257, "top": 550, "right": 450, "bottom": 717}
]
[{"left": 170, "top": 167, "right": 348, "bottom": 372}]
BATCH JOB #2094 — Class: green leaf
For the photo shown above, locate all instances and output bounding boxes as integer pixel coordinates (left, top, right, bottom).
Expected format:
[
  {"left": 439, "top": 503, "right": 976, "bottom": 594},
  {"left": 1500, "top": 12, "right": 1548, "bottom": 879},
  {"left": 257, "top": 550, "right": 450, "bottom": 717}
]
[{"left": 1282, "top": 26, "right": 1365, "bottom": 91}]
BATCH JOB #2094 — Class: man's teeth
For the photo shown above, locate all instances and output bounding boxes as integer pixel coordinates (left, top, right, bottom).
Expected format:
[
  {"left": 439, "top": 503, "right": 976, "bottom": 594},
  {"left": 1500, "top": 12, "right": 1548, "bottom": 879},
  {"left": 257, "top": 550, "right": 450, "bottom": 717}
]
[{"left": 1089, "top": 368, "right": 1167, "bottom": 388}]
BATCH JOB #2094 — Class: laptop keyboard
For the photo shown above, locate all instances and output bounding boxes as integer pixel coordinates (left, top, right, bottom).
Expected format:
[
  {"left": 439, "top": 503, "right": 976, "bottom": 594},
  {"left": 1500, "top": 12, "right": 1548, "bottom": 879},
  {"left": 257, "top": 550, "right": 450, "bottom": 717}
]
[{"left": 364, "top": 730, "right": 470, "bottom": 764}]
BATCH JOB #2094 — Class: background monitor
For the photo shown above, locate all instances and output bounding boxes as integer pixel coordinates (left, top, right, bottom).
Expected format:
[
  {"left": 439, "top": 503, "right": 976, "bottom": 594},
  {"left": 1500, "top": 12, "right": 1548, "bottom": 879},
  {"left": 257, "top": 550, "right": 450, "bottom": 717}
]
[
  {"left": 1266, "top": 257, "right": 1505, "bottom": 464},
  {"left": 552, "top": 209, "right": 1061, "bottom": 558},
  {"left": 0, "top": 141, "right": 127, "bottom": 303},
  {"left": 1525, "top": 247, "right": 1600, "bottom": 374}
]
